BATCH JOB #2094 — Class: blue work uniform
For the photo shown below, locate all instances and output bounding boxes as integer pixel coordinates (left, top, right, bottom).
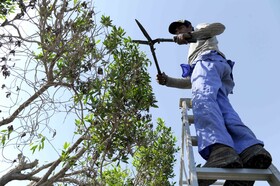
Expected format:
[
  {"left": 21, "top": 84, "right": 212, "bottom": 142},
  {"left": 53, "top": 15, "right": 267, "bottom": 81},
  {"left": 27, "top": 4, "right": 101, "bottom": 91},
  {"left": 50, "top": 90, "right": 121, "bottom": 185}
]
[{"left": 191, "top": 50, "right": 263, "bottom": 160}]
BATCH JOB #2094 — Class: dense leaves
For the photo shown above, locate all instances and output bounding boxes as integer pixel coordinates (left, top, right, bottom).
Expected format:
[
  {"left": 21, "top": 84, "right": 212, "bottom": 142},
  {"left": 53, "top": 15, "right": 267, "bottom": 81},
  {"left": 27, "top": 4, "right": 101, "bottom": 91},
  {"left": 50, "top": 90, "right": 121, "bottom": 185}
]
[
  {"left": 0, "top": 0, "right": 15, "bottom": 19},
  {"left": 132, "top": 118, "right": 179, "bottom": 186}
]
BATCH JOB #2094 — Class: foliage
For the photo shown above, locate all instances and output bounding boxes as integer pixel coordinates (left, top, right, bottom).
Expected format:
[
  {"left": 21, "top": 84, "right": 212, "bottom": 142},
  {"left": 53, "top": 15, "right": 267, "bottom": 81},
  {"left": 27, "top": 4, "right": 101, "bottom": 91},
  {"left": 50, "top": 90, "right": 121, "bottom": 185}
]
[
  {"left": 132, "top": 118, "right": 179, "bottom": 186},
  {"left": 0, "top": 0, "right": 16, "bottom": 20},
  {"left": 0, "top": 0, "right": 179, "bottom": 185},
  {"left": 101, "top": 166, "right": 131, "bottom": 186}
]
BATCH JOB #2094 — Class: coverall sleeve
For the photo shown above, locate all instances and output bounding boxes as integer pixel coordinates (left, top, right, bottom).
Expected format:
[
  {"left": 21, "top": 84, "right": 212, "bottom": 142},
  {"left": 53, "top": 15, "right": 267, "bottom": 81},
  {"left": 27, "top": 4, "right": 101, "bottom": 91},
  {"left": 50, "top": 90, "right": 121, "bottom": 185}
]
[
  {"left": 191, "top": 23, "right": 225, "bottom": 40},
  {"left": 165, "top": 76, "right": 192, "bottom": 89}
]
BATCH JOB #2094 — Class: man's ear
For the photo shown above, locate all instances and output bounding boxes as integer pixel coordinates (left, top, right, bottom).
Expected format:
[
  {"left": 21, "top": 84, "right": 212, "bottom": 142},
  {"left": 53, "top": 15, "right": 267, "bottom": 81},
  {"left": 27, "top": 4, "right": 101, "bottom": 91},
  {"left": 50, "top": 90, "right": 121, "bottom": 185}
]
[
  {"left": 189, "top": 24, "right": 194, "bottom": 31},
  {"left": 188, "top": 24, "right": 194, "bottom": 31}
]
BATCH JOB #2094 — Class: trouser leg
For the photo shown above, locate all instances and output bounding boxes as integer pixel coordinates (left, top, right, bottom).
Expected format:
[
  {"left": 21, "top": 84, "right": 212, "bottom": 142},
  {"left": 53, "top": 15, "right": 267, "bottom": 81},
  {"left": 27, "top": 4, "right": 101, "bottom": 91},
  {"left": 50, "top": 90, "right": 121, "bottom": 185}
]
[
  {"left": 191, "top": 59, "right": 234, "bottom": 159},
  {"left": 191, "top": 55, "right": 263, "bottom": 160},
  {"left": 217, "top": 90, "right": 263, "bottom": 154}
]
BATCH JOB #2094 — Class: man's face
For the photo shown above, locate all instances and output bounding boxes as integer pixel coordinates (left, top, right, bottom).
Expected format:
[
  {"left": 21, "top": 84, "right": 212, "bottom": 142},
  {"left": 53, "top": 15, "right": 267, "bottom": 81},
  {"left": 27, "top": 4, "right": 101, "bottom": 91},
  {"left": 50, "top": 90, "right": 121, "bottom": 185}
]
[{"left": 175, "top": 24, "right": 192, "bottom": 34}]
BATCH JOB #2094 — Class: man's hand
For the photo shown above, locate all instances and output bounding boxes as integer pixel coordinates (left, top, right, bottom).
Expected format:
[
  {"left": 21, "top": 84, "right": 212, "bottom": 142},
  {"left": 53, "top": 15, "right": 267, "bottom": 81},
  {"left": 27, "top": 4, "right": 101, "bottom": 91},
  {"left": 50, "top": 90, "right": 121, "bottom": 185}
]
[
  {"left": 156, "top": 72, "right": 168, "bottom": 85},
  {"left": 174, "top": 33, "right": 192, "bottom": 45}
]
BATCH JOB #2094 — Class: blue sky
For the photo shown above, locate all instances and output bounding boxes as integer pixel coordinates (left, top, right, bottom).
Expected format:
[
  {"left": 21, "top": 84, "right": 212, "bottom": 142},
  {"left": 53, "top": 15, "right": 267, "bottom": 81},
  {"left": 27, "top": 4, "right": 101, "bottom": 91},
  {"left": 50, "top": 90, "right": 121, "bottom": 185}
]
[{"left": 95, "top": 0, "right": 280, "bottom": 185}]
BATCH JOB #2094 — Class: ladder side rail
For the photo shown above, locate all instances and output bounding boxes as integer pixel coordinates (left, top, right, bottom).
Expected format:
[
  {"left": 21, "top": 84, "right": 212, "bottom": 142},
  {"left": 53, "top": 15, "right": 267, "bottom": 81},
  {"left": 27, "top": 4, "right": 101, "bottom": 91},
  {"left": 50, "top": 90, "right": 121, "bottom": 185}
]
[
  {"left": 268, "top": 164, "right": 280, "bottom": 186},
  {"left": 181, "top": 100, "right": 198, "bottom": 186},
  {"left": 179, "top": 118, "right": 190, "bottom": 186},
  {"left": 179, "top": 105, "right": 186, "bottom": 186}
]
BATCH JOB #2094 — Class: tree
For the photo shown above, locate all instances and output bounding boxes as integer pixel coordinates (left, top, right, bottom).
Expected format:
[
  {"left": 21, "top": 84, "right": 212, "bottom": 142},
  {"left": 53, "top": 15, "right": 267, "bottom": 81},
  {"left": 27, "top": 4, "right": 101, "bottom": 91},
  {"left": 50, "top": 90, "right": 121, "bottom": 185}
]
[{"left": 0, "top": 0, "right": 178, "bottom": 185}]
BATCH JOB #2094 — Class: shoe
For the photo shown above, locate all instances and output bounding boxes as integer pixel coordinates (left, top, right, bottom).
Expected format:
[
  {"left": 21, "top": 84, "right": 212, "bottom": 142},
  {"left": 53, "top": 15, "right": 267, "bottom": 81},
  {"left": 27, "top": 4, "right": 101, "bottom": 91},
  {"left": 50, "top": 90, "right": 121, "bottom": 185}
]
[
  {"left": 198, "top": 144, "right": 243, "bottom": 186},
  {"left": 240, "top": 144, "right": 272, "bottom": 169},
  {"left": 223, "top": 144, "right": 272, "bottom": 186}
]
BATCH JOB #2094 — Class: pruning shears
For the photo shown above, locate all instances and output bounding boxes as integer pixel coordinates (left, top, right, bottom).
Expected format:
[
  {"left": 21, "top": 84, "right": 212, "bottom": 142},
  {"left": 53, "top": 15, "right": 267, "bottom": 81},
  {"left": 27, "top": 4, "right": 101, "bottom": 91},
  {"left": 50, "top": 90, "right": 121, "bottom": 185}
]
[
  {"left": 133, "top": 19, "right": 171, "bottom": 75},
  {"left": 133, "top": 19, "right": 196, "bottom": 75}
]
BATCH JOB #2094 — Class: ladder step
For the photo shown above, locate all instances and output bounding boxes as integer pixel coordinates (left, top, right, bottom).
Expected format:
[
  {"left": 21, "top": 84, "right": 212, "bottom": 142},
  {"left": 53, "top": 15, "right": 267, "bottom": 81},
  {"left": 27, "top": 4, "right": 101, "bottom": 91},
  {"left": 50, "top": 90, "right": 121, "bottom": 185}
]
[
  {"left": 188, "top": 115, "right": 194, "bottom": 124},
  {"left": 190, "top": 136, "right": 198, "bottom": 146},
  {"left": 196, "top": 167, "right": 272, "bottom": 181},
  {"left": 182, "top": 180, "right": 224, "bottom": 185},
  {"left": 179, "top": 98, "right": 192, "bottom": 108},
  {"left": 182, "top": 163, "right": 280, "bottom": 186}
]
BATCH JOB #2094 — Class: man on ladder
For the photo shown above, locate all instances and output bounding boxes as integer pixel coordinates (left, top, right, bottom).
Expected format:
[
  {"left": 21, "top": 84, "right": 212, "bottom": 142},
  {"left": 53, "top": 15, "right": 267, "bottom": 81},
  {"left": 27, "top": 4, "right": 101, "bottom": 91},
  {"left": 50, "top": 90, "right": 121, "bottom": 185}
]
[{"left": 156, "top": 20, "right": 272, "bottom": 185}]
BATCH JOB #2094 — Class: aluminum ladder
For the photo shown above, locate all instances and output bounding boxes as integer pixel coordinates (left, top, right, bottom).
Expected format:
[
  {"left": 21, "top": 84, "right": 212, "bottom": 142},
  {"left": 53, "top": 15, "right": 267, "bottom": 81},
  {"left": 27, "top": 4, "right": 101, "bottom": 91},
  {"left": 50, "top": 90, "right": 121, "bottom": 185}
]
[{"left": 179, "top": 98, "right": 280, "bottom": 186}]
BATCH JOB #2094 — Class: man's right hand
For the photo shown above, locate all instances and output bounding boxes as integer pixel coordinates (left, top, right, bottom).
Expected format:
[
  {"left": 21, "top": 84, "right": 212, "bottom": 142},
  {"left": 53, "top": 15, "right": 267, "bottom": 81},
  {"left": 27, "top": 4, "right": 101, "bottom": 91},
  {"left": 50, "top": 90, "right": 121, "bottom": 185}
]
[
  {"left": 174, "top": 33, "right": 192, "bottom": 45},
  {"left": 157, "top": 72, "right": 168, "bottom": 85}
]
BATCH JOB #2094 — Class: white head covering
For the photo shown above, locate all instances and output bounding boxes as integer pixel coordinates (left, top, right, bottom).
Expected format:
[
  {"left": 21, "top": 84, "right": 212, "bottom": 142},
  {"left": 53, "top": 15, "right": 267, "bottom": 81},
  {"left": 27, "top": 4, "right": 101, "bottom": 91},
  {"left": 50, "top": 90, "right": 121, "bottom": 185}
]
[{"left": 195, "top": 23, "right": 210, "bottom": 30}]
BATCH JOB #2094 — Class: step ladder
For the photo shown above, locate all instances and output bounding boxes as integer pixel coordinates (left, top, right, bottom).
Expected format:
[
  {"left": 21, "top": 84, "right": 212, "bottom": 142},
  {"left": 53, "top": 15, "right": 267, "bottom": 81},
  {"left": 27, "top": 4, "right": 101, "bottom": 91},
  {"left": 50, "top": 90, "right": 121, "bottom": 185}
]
[{"left": 179, "top": 98, "right": 280, "bottom": 186}]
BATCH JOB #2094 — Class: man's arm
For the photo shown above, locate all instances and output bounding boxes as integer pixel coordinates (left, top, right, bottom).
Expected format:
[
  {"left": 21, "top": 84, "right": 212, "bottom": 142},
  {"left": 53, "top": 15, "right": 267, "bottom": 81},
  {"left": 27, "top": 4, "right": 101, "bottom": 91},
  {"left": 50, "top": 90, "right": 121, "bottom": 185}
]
[
  {"left": 166, "top": 76, "right": 192, "bottom": 89},
  {"left": 191, "top": 23, "right": 225, "bottom": 40},
  {"left": 157, "top": 73, "right": 191, "bottom": 89},
  {"left": 174, "top": 23, "right": 225, "bottom": 44}
]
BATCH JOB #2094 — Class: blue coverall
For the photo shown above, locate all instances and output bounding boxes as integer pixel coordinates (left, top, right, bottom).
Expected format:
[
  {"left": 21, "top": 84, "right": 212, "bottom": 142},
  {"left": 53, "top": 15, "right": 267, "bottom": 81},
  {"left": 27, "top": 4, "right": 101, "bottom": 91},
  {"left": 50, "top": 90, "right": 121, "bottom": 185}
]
[{"left": 191, "top": 50, "right": 263, "bottom": 160}]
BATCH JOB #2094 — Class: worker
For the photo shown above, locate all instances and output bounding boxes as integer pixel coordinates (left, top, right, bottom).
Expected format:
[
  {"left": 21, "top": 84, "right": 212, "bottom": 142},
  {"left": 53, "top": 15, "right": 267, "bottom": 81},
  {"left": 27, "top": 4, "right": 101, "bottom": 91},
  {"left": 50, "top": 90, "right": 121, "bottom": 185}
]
[{"left": 156, "top": 20, "right": 272, "bottom": 185}]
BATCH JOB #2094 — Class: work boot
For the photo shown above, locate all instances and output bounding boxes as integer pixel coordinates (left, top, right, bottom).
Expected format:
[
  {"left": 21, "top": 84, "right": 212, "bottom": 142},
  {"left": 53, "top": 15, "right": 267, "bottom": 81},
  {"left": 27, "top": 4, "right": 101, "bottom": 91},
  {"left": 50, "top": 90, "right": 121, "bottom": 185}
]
[
  {"left": 223, "top": 144, "right": 272, "bottom": 186},
  {"left": 198, "top": 144, "right": 243, "bottom": 186},
  {"left": 240, "top": 144, "right": 272, "bottom": 169}
]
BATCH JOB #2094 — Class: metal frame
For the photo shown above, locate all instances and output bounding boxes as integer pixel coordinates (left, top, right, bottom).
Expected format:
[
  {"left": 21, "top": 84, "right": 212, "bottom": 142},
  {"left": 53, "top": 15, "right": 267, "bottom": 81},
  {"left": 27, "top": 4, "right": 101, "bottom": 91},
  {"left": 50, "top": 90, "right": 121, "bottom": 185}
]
[{"left": 179, "top": 98, "right": 198, "bottom": 186}]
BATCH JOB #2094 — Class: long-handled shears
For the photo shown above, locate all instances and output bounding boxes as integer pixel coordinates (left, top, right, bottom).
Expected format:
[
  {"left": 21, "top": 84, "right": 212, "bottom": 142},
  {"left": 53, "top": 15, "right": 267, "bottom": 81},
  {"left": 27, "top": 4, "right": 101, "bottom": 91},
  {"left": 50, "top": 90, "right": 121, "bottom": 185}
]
[
  {"left": 133, "top": 19, "right": 172, "bottom": 75},
  {"left": 133, "top": 19, "right": 196, "bottom": 75}
]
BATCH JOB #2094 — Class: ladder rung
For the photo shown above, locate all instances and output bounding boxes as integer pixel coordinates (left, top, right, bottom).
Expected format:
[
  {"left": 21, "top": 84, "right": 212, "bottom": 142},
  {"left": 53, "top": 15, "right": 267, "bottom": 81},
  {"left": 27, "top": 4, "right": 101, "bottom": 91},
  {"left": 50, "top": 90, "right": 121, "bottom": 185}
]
[
  {"left": 182, "top": 180, "right": 224, "bottom": 185},
  {"left": 190, "top": 136, "right": 198, "bottom": 146},
  {"left": 179, "top": 98, "right": 192, "bottom": 108},
  {"left": 196, "top": 167, "right": 273, "bottom": 181},
  {"left": 188, "top": 115, "right": 194, "bottom": 124}
]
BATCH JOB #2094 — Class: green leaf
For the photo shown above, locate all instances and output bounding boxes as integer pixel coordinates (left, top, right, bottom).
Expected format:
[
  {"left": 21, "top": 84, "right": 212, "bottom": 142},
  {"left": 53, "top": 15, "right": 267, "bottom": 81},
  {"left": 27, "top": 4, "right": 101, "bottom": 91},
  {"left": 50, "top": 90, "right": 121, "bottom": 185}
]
[
  {"left": 1, "top": 135, "right": 6, "bottom": 145},
  {"left": 101, "top": 15, "right": 112, "bottom": 27},
  {"left": 63, "top": 142, "right": 70, "bottom": 150},
  {"left": 30, "top": 145, "right": 38, "bottom": 154}
]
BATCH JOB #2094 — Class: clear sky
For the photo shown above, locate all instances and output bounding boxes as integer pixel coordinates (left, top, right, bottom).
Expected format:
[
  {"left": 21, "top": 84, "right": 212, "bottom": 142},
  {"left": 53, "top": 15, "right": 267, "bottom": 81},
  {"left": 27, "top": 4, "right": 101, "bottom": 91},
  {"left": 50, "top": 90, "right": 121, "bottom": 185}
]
[{"left": 94, "top": 0, "right": 280, "bottom": 185}]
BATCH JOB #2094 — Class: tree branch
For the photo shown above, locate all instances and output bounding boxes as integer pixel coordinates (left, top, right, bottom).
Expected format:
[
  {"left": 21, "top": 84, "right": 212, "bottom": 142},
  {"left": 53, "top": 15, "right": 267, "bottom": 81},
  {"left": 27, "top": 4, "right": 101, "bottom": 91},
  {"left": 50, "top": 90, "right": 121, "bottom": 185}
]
[
  {"left": 0, "top": 154, "right": 39, "bottom": 186},
  {"left": 0, "top": 83, "right": 52, "bottom": 127},
  {"left": 46, "top": 147, "right": 87, "bottom": 184},
  {"left": 35, "top": 134, "right": 86, "bottom": 185}
]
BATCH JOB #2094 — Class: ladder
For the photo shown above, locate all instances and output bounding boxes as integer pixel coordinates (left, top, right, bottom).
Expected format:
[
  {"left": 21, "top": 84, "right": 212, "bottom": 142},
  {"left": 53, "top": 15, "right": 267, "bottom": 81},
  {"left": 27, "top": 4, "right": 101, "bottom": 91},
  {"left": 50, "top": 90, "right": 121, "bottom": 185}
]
[{"left": 179, "top": 98, "right": 280, "bottom": 186}]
